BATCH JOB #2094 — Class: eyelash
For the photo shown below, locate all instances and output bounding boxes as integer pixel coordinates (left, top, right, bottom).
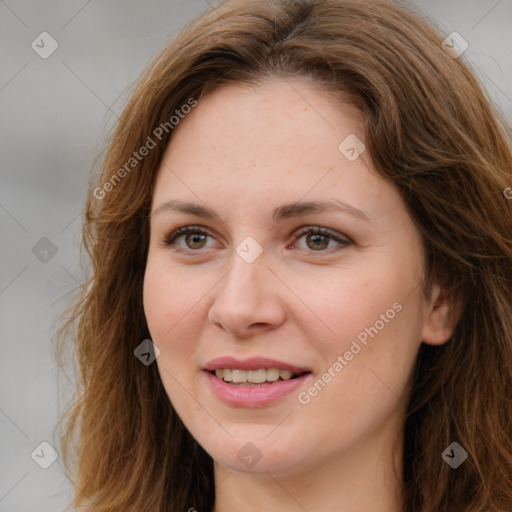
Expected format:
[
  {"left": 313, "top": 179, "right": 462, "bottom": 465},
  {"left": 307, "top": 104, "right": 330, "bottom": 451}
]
[{"left": 162, "top": 225, "right": 352, "bottom": 255}]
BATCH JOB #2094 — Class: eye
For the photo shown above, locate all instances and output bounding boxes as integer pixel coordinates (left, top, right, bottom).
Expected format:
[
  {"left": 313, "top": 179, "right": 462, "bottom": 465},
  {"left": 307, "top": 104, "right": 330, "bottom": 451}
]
[
  {"left": 162, "top": 225, "right": 352, "bottom": 254},
  {"left": 291, "top": 226, "right": 351, "bottom": 252},
  {"left": 163, "top": 226, "right": 216, "bottom": 251}
]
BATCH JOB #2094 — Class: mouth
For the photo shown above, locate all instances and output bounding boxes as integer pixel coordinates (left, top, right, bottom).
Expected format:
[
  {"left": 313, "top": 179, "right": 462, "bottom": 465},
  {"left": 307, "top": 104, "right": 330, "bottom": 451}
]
[
  {"left": 210, "top": 368, "right": 307, "bottom": 386},
  {"left": 203, "top": 357, "right": 312, "bottom": 407}
]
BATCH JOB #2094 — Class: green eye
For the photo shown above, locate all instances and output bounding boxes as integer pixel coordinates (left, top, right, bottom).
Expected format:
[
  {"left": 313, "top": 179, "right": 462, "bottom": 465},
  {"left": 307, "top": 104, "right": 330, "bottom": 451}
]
[
  {"left": 164, "top": 226, "right": 213, "bottom": 250},
  {"left": 293, "top": 226, "right": 352, "bottom": 252},
  {"left": 163, "top": 225, "right": 351, "bottom": 255}
]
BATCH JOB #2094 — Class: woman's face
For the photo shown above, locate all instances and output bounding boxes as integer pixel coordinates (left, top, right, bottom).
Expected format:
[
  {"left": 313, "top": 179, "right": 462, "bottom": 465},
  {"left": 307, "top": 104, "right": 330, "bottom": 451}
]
[{"left": 143, "top": 78, "right": 441, "bottom": 476}]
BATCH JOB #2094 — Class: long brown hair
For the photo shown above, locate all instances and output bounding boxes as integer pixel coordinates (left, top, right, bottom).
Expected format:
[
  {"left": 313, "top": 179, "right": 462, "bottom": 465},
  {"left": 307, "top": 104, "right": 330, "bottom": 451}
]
[{"left": 56, "top": 0, "right": 512, "bottom": 510}]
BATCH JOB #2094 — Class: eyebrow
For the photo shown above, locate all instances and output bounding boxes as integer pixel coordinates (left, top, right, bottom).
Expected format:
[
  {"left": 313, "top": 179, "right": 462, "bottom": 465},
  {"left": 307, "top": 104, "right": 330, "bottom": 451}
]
[{"left": 151, "top": 199, "right": 371, "bottom": 223}]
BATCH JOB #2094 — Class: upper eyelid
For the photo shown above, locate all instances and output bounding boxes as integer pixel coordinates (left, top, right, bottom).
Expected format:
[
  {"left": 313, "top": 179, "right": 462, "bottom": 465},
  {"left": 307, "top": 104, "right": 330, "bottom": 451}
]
[
  {"left": 294, "top": 225, "right": 350, "bottom": 240},
  {"left": 163, "top": 225, "right": 351, "bottom": 247}
]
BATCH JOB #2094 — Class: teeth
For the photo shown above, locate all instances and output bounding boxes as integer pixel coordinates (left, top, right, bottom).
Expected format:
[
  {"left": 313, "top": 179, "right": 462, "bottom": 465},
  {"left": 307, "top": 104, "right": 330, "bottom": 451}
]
[
  {"left": 279, "top": 370, "right": 293, "bottom": 380},
  {"left": 267, "top": 368, "right": 280, "bottom": 381},
  {"left": 248, "top": 369, "right": 267, "bottom": 383},
  {"left": 213, "top": 367, "right": 300, "bottom": 384},
  {"left": 231, "top": 369, "right": 247, "bottom": 383}
]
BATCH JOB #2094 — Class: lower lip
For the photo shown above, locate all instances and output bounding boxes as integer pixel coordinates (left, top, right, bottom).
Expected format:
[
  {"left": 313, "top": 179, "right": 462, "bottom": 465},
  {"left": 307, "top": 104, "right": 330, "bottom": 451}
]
[{"left": 204, "top": 371, "right": 310, "bottom": 408}]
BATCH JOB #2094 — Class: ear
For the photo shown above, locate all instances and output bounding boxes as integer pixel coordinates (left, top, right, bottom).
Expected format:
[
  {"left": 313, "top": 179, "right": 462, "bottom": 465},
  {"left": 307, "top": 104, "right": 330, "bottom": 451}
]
[{"left": 421, "top": 281, "right": 463, "bottom": 346}]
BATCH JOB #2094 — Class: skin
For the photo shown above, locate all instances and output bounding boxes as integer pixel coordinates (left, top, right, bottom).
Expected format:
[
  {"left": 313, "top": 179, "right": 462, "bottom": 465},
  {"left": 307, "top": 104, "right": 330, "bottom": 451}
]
[{"left": 143, "top": 77, "right": 458, "bottom": 512}]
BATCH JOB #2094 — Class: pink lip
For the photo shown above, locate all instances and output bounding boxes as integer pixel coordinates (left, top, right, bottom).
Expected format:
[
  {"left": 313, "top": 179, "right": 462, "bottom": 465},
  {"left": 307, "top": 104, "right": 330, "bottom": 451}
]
[
  {"left": 204, "top": 370, "right": 311, "bottom": 408},
  {"left": 203, "top": 356, "right": 311, "bottom": 374},
  {"left": 202, "top": 356, "right": 312, "bottom": 408}
]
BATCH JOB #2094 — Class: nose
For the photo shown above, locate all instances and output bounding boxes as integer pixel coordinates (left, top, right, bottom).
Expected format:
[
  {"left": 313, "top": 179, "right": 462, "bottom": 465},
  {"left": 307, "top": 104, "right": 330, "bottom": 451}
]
[{"left": 207, "top": 249, "right": 286, "bottom": 338}]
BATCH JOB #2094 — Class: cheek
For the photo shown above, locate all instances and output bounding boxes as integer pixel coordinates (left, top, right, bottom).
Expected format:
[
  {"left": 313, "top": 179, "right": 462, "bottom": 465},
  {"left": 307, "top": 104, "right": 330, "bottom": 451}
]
[
  {"left": 296, "top": 256, "right": 423, "bottom": 399},
  {"left": 143, "top": 254, "right": 203, "bottom": 341},
  {"left": 286, "top": 258, "right": 409, "bottom": 354},
  {"left": 143, "top": 257, "right": 205, "bottom": 411}
]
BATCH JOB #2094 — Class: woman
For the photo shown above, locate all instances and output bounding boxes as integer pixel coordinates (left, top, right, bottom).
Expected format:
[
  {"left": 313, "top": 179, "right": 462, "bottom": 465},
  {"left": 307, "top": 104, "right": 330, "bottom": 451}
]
[{"left": 57, "top": 0, "right": 512, "bottom": 510}]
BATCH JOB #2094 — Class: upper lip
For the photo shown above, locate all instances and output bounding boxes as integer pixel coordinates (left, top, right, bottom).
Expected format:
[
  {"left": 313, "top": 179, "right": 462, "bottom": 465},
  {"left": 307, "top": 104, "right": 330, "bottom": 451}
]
[{"left": 203, "top": 356, "right": 311, "bottom": 374}]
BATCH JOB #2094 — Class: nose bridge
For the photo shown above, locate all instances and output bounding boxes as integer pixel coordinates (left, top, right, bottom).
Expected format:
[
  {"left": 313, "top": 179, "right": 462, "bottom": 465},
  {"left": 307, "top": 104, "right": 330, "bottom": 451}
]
[
  {"left": 208, "top": 241, "right": 285, "bottom": 333},
  {"left": 218, "top": 244, "right": 268, "bottom": 305}
]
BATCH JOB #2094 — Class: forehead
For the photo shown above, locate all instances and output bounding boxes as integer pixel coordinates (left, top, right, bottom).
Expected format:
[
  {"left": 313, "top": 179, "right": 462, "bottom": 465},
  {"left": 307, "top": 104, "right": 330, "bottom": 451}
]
[
  {"left": 167, "top": 78, "right": 362, "bottom": 157},
  {"left": 152, "top": 78, "right": 398, "bottom": 224}
]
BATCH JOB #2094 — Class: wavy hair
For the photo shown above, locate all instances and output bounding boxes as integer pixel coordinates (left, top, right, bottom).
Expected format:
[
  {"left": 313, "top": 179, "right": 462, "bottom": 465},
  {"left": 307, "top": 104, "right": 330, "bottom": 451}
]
[{"left": 56, "top": 0, "right": 512, "bottom": 510}]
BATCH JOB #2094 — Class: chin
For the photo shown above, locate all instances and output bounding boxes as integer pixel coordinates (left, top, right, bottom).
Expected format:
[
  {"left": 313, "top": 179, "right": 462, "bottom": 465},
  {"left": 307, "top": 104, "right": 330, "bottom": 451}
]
[{"left": 196, "top": 429, "right": 310, "bottom": 475}]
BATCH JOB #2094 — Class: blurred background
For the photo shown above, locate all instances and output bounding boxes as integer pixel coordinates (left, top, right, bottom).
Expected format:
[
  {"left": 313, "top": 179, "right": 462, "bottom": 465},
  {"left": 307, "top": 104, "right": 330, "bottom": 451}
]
[{"left": 1, "top": 0, "right": 511, "bottom": 510}]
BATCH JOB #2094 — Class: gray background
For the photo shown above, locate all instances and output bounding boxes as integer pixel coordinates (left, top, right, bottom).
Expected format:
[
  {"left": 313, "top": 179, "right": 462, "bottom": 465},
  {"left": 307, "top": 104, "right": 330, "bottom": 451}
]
[{"left": 1, "top": 1, "right": 511, "bottom": 510}]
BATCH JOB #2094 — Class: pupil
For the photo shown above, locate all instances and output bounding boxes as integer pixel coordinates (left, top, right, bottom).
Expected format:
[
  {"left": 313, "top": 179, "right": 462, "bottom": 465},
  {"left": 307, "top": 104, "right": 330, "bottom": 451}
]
[
  {"left": 308, "top": 233, "right": 328, "bottom": 250},
  {"left": 187, "top": 233, "right": 206, "bottom": 249}
]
